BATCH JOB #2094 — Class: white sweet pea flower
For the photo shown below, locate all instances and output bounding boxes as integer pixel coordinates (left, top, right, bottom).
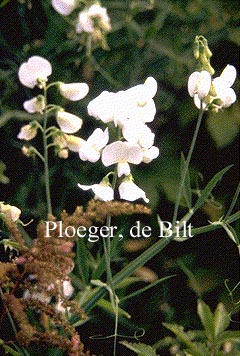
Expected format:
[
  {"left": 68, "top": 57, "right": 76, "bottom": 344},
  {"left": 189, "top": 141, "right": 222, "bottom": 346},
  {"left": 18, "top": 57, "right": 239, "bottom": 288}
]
[
  {"left": 78, "top": 177, "right": 114, "bottom": 201},
  {"left": 87, "top": 91, "right": 116, "bottom": 123},
  {"left": 76, "top": 4, "right": 111, "bottom": 34},
  {"left": 23, "top": 95, "right": 46, "bottom": 113},
  {"left": 59, "top": 82, "right": 89, "bottom": 101},
  {"left": 142, "top": 146, "right": 159, "bottom": 163},
  {"left": 188, "top": 70, "right": 212, "bottom": 99},
  {"left": 79, "top": 128, "right": 109, "bottom": 163},
  {"left": 211, "top": 65, "right": 237, "bottom": 109},
  {"left": 193, "top": 65, "right": 237, "bottom": 112},
  {"left": 102, "top": 141, "right": 143, "bottom": 177},
  {"left": 88, "top": 77, "right": 157, "bottom": 126},
  {"left": 18, "top": 56, "right": 52, "bottom": 89},
  {"left": 17, "top": 123, "right": 38, "bottom": 141},
  {"left": 56, "top": 111, "right": 83, "bottom": 133},
  {"left": 122, "top": 121, "right": 155, "bottom": 148},
  {"left": 0, "top": 202, "right": 21, "bottom": 222},
  {"left": 51, "top": 0, "right": 77, "bottom": 16},
  {"left": 119, "top": 177, "right": 149, "bottom": 203}
]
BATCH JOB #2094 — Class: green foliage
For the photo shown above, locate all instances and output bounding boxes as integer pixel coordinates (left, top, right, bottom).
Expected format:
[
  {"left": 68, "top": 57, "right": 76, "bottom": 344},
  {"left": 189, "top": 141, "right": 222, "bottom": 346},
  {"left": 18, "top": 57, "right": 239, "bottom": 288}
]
[{"left": 120, "top": 340, "right": 158, "bottom": 356}]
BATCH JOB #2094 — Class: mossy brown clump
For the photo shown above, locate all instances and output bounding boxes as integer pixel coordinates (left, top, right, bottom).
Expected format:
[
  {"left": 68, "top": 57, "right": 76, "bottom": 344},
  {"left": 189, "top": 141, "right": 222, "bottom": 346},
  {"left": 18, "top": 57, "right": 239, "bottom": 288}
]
[{"left": 0, "top": 200, "right": 150, "bottom": 355}]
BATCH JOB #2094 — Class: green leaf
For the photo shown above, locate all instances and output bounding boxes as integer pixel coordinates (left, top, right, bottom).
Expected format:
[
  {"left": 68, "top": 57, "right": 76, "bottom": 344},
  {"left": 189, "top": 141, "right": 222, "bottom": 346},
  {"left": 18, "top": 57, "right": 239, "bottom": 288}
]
[
  {"left": 180, "top": 153, "right": 192, "bottom": 209},
  {"left": 163, "top": 323, "right": 203, "bottom": 356},
  {"left": 197, "top": 300, "right": 215, "bottom": 342},
  {"left": 207, "top": 106, "right": 240, "bottom": 148},
  {"left": 76, "top": 238, "right": 90, "bottom": 285},
  {"left": 120, "top": 275, "right": 176, "bottom": 302},
  {"left": 215, "top": 330, "right": 240, "bottom": 345},
  {"left": 213, "top": 303, "right": 230, "bottom": 337},
  {"left": 97, "top": 298, "right": 131, "bottom": 319},
  {"left": 0, "top": 0, "right": 11, "bottom": 8},
  {"left": 119, "top": 341, "right": 157, "bottom": 356},
  {"left": 194, "top": 166, "right": 232, "bottom": 212}
]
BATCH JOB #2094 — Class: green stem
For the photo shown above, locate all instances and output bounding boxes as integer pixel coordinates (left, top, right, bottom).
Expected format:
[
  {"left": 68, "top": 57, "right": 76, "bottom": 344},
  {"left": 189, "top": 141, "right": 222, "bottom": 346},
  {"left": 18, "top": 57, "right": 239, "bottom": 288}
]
[
  {"left": 172, "top": 105, "right": 204, "bottom": 226},
  {"left": 43, "top": 86, "right": 52, "bottom": 216},
  {"left": 102, "top": 163, "right": 119, "bottom": 356}
]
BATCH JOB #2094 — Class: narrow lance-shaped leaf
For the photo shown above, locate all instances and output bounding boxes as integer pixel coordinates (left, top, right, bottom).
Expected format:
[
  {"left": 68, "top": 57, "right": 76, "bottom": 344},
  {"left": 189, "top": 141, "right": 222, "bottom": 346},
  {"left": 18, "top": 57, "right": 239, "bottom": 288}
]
[
  {"left": 197, "top": 299, "right": 215, "bottom": 342},
  {"left": 213, "top": 303, "right": 230, "bottom": 337},
  {"left": 194, "top": 165, "right": 232, "bottom": 212},
  {"left": 119, "top": 341, "right": 158, "bottom": 356}
]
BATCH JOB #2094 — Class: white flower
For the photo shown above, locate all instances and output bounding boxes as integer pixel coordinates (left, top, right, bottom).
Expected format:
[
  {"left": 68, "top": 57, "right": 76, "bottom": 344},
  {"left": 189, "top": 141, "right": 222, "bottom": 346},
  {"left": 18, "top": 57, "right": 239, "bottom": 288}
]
[
  {"left": 51, "top": 0, "right": 77, "bottom": 16},
  {"left": 142, "top": 146, "right": 159, "bottom": 163},
  {"left": 79, "top": 128, "right": 109, "bottom": 163},
  {"left": 122, "top": 121, "right": 154, "bottom": 148},
  {"left": 56, "top": 111, "right": 83, "bottom": 133},
  {"left": 193, "top": 65, "right": 237, "bottom": 111},
  {"left": 23, "top": 95, "right": 46, "bottom": 113},
  {"left": 87, "top": 91, "right": 116, "bottom": 123},
  {"left": 76, "top": 4, "right": 111, "bottom": 34},
  {"left": 87, "top": 77, "right": 157, "bottom": 127},
  {"left": 18, "top": 56, "right": 52, "bottom": 88},
  {"left": 78, "top": 180, "right": 114, "bottom": 201},
  {"left": 102, "top": 141, "right": 143, "bottom": 177},
  {"left": 17, "top": 124, "right": 38, "bottom": 141},
  {"left": 0, "top": 202, "right": 21, "bottom": 221},
  {"left": 119, "top": 178, "right": 149, "bottom": 203},
  {"left": 211, "top": 65, "right": 237, "bottom": 108},
  {"left": 188, "top": 70, "right": 212, "bottom": 99},
  {"left": 65, "top": 134, "right": 85, "bottom": 152},
  {"left": 23, "top": 289, "right": 51, "bottom": 304},
  {"left": 59, "top": 82, "right": 89, "bottom": 101}
]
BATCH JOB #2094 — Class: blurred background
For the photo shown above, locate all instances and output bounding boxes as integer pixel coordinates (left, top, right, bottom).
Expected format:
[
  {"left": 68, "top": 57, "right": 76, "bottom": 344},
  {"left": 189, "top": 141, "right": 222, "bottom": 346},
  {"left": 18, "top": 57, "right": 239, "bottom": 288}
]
[{"left": 0, "top": 1, "right": 239, "bottom": 355}]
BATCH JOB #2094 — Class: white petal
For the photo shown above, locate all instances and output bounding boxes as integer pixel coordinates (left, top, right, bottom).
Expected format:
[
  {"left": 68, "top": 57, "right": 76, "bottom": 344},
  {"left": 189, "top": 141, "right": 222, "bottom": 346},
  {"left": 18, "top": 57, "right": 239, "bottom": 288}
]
[
  {"left": 220, "top": 65, "right": 237, "bottom": 87},
  {"left": 87, "top": 91, "right": 115, "bottom": 123},
  {"left": 87, "top": 128, "right": 109, "bottom": 150},
  {"left": 57, "top": 111, "right": 83, "bottom": 133},
  {"left": 197, "top": 71, "right": 212, "bottom": 99},
  {"left": 144, "top": 77, "right": 158, "bottom": 98},
  {"left": 92, "top": 185, "right": 114, "bottom": 201},
  {"left": 78, "top": 183, "right": 114, "bottom": 201},
  {"left": 23, "top": 96, "right": 45, "bottom": 113},
  {"left": 51, "top": 0, "right": 77, "bottom": 16},
  {"left": 193, "top": 94, "right": 208, "bottom": 110},
  {"left": 17, "top": 124, "right": 37, "bottom": 140},
  {"left": 59, "top": 83, "right": 89, "bottom": 101},
  {"left": 76, "top": 11, "right": 94, "bottom": 33},
  {"left": 188, "top": 72, "right": 200, "bottom": 97},
  {"left": 77, "top": 183, "right": 95, "bottom": 191},
  {"left": 102, "top": 141, "right": 143, "bottom": 166},
  {"left": 117, "top": 162, "right": 131, "bottom": 177},
  {"left": 79, "top": 142, "right": 100, "bottom": 163},
  {"left": 142, "top": 146, "right": 159, "bottom": 163},
  {"left": 18, "top": 56, "right": 52, "bottom": 88},
  {"left": 138, "top": 99, "right": 156, "bottom": 123},
  {"left": 138, "top": 125, "right": 155, "bottom": 148},
  {"left": 119, "top": 181, "right": 149, "bottom": 203},
  {"left": 221, "top": 88, "right": 237, "bottom": 108}
]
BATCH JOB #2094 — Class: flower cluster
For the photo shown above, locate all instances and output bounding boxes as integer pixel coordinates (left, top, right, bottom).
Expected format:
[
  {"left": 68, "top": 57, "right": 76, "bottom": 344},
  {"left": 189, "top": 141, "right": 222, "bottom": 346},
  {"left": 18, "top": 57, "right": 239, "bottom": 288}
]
[
  {"left": 17, "top": 56, "right": 89, "bottom": 159},
  {"left": 51, "top": 0, "right": 111, "bottom": 49},
  {"left": 78, "top": 77, "right": 159, "bottom": 203},
  {"left": 17, "top": 55, "right": 159, "bottom": 205},
  {"left": 188, "top": 36, "right": 237, "bottom": 112},
  {"left": 188, "top": 65, "right": 237, "bottom": 112}
]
